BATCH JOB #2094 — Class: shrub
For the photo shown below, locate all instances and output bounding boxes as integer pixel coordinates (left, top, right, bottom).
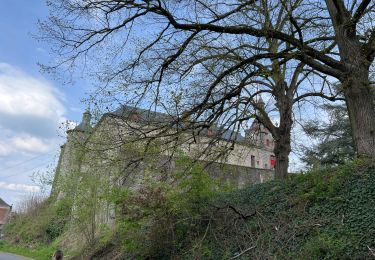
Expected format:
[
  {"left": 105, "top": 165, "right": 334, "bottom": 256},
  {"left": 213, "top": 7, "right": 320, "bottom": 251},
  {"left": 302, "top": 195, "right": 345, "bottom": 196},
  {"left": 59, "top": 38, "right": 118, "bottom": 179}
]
[
  {"left": 113, "top": 157, "right": 230, "bottom": 258},
  {"left": 4, "top": 195, "right": 70, "bottom": 245}
]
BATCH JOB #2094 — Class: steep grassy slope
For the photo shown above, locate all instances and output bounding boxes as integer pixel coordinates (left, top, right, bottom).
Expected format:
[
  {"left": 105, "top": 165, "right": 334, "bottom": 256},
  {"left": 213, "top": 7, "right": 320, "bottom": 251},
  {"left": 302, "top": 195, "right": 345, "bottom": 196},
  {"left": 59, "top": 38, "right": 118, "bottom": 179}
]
[
  {"left": 174, "top": 160, "right": 375, "bottom": 259},
  {"left": 3, "top": 160, "right": 375, "bottom": 259}
]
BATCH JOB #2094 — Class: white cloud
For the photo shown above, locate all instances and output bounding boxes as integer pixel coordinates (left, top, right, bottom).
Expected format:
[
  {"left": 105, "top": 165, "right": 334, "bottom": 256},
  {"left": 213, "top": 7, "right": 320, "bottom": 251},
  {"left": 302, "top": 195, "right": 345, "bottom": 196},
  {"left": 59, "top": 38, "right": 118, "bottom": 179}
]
[
  {"left": 0, "top": 181, "right": 40, "bottom": 193},
  {"left": 0, "top": 63, "right": 64, "bottom": 116},
  {"left": 0, "top": 63, "right": 66, "bottom": 136},
  {"left": 0, "top": 135, "right": 57, "bottom": 156},
  {"left": 0, "top": 63, "right": 67, "bottom": 155},
  {"left": 0, "top": 139, "right": 15, "bottom": 156},
  {"left": 11, "top": 136, "right": 52, "bottom": 154},
  {"left": 0, "top": 63, "right": 68, "bottom": 207}
]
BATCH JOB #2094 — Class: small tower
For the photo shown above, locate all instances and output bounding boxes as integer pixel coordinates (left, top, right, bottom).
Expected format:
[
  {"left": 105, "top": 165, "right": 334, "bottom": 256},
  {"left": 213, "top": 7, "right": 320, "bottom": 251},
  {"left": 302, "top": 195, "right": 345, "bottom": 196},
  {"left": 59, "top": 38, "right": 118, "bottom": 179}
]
[
  {"left": 65, "top": 110, "right": 93, "bottom": 144},
  {"left": 257, "top": 96, "right": 265, "bottom": 110},
  {"left": 52, "top": 110, "right": 92, "bottom": 198},
  {"left": 245, "top": 96, "right": 273, "bottom": 150},
  {"left": 73, "top": 110, "right": 92, "bottom": 133},
  {"left": 65, "top": 109, "right": 93, "bottom": 159},
  {"left": 245, "top": 96, "right": 265, "bottom": 142}
]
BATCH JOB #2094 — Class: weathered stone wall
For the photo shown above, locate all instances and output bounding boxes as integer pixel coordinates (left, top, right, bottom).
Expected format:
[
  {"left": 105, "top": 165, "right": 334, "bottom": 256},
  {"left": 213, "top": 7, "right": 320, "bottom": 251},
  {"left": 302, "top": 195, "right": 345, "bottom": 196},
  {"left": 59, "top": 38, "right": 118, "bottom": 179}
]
[
  {"left": 205, "top": 162, "right": 274, "bottom": 188},
  {"left": 53, "top": 113, "right": 275, "bottom": 229},
  {"left": 54, "top": 114, "right": 275, "bottom": 195},
  {"left": 52, "top": 130, "right": 88, "bottom": 198},
  {"left": 101, "top": 115, "right": 275, "bottom": 170}
]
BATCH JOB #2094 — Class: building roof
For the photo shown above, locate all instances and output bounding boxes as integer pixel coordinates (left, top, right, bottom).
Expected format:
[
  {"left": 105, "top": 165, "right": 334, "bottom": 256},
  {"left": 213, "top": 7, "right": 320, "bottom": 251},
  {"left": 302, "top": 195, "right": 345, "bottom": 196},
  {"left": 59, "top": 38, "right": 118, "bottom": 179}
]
[
  {"left": 110, "top": 105, "right": 247, "bottom": 142},
  {"left": 0, "top": 198, "right": 10, "bottom": 208},
  {"left": 257, "top": 96, "right": 265, "bottom": 106},
  {"left": 111, "top": 105, "right": 173, "bottom": 125}
]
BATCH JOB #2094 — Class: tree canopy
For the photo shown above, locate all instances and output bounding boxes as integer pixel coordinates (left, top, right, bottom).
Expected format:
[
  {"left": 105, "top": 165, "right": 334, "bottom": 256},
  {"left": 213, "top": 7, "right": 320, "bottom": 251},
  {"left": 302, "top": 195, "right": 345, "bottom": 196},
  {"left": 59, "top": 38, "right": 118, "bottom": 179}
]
[
  {"left": 302, "top": 103, "right": 355, "bottom": 167},
  {"left": 40, "top": 0, "right": 375, "bottom": 177}
]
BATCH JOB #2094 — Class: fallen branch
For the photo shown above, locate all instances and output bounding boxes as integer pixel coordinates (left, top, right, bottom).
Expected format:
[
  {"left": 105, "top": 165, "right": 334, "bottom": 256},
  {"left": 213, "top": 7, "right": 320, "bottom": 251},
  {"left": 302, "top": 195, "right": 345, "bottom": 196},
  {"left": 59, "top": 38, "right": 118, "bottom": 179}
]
[
  {"left": 211, "top": 204, "right": 256, "bottom": 219},
  {"left": 227, "top": 205, "right": 256, "bottom": 220},
  {"left": 368, "top": 246, "right": 375, "bottom": 257},
  {"left": 230, "top": 245, "right": 256, "bottom": 259}
]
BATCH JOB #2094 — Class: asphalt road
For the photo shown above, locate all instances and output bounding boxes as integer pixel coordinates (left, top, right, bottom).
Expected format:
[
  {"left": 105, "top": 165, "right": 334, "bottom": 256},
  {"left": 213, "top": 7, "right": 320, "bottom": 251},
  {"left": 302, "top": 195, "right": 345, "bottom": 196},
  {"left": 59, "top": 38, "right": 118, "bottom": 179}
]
[{"left": 0, "top": 252, "right": 32, "bottom": 260}]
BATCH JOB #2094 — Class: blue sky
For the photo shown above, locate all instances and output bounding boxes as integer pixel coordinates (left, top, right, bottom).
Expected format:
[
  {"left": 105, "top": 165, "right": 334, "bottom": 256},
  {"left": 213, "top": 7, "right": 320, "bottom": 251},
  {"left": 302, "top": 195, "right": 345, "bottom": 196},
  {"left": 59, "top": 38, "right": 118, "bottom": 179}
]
[
  {"left": 0, "top": 0, "right": 312, "bottom": 208},
  {"left": 0, "top": 0, "right": 88, "bottom": 207}
]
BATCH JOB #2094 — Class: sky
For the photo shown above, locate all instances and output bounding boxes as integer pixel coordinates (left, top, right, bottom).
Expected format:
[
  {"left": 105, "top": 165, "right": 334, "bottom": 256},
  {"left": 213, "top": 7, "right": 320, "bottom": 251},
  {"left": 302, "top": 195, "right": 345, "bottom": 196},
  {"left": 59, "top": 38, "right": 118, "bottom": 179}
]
[
  {"left": 0, "top": 0, "right": 314, "bottom": 208},
  {"left": 0, "top": 0, "right": 89, "bottom": 207}
]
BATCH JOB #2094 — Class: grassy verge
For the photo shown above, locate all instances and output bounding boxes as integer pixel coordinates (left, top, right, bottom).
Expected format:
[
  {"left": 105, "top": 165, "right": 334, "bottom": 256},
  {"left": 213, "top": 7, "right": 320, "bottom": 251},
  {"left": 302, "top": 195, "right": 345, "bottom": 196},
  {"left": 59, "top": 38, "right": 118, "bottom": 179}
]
[{"left": 0, "top": 241, "right": 55, "bottom": 260}]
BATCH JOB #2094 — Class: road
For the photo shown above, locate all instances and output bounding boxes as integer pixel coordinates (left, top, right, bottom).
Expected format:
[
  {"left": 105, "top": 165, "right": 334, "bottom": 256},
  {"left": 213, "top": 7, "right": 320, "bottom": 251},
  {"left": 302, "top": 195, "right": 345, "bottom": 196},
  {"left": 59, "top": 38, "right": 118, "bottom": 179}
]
[{"left": 0, "top": 252, "right": 32, "bottom": 260}]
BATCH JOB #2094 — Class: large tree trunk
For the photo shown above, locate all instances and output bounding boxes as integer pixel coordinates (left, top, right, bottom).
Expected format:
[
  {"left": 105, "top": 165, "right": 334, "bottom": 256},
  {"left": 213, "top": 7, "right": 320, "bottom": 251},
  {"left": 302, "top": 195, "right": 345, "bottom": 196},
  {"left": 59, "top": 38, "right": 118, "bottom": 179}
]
[
  {"left": 273, "top": 92, "right": 293, "bottom": 179},
  {"left": 343, "top": 68, "right": 375, "bottom": 157},
  {"left": 274, "top": 132, "right": 291, "bottom": 179},
  {"left": 336, "top": 30, "right": 375, "bottom": 158},
  {"left": 326, "top": 0, "right": 375, "bottom": 158}
]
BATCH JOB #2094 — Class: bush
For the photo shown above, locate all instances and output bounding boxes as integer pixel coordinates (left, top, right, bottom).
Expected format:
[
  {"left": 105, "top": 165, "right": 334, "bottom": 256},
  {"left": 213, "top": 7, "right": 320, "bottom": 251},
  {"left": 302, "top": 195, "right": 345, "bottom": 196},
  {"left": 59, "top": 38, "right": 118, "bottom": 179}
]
[
  {"left": 4, "top": 195, "right": 70, "bottom": 245},
  {"left": 113, "top": 157, "right": 231, "bottom": 258}
]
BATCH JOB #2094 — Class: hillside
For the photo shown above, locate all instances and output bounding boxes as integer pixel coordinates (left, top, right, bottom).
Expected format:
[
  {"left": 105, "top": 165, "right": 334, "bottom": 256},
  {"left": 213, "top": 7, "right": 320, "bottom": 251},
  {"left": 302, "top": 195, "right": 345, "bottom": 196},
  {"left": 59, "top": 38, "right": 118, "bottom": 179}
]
[
  {"left": 103, "top": 160, "right": 375, "bottom": 259},
  {"left": 2, "top": 160, "right": 375, "bottom": 259},
  {"left": 184, "top": 160, "right": 375, "bottom": 259}
]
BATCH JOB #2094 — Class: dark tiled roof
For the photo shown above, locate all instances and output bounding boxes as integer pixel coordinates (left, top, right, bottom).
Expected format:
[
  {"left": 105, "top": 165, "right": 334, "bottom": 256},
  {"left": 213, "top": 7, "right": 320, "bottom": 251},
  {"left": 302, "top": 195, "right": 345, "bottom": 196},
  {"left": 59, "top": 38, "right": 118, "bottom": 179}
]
[
  {"left": 221, "top": 128, "right": 246, "bottom": 142},
  {"left": 110, "top": 105, "right": 246, "bottom": 142},
  {"left": 111, "top": 105, "right": 173, "bottom": 124}
]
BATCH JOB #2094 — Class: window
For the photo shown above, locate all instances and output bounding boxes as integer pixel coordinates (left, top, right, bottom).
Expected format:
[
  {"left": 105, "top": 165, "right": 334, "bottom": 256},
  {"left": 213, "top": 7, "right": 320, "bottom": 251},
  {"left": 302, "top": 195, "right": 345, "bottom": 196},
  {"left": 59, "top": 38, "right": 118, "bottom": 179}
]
[
  {"left": 266, "top": 139, "right": 270, "bottom": 147},
  {"left": 251, "top": 155, "right": 255, "bottom": 167},
  {"left": 207, "top": 129, "right": 214, "bottom": 137}
]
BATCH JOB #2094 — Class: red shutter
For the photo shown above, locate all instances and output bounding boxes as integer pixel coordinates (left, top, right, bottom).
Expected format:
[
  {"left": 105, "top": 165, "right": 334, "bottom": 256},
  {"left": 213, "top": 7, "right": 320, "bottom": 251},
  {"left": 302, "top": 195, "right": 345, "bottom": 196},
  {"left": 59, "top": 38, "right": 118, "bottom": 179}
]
[{"left": 270, "top": 155, "right": 276, "bottom": 168}]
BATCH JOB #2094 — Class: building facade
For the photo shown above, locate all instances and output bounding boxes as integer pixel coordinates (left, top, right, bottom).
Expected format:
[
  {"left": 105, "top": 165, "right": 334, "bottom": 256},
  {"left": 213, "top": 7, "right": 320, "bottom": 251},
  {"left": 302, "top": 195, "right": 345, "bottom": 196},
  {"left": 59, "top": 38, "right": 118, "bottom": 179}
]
[
  {"left": 51, "top": 105, "right": 276, "bottom": 229},
  {"left": 53, "top": 105, "right": 276, "bottom": 195},
  {"left": 0, "top": 198, "right": 12, "bottom": 235}
]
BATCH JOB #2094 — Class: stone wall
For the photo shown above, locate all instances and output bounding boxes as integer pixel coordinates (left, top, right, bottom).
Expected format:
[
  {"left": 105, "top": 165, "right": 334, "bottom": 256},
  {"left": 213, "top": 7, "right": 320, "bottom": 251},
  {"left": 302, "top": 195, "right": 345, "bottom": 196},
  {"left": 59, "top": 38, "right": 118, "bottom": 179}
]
[
  {"left": 52, "top": 113, "right": 275, "bottom": 229},
  {"left": 205, "top": 162, "right": 274, "bottom": 188},
  {"left": 53, "top": 114, "right": 275, "bottom": 196}
]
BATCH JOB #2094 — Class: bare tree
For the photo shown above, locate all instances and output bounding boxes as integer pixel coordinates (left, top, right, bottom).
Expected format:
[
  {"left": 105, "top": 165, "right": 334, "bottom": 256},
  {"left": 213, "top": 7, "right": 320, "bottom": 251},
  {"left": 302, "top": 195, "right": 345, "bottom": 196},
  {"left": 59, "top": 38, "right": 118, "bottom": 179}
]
[{"left": 39, "top": 0, "right": 374, "bottom": 178}]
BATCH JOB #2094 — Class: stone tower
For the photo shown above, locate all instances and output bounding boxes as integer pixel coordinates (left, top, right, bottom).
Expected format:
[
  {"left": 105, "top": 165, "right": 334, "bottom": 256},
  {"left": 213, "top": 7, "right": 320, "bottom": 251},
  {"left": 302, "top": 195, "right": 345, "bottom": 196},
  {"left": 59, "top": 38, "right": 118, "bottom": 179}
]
[
  {"left": 52, "top": 111, "right": 92, "bottom": 197},
  {"left": 245, "top": 97, "right": 273, "bottom": 148},
  {"left": 245, "top": 97, "right": 275, "bottom": 168}
]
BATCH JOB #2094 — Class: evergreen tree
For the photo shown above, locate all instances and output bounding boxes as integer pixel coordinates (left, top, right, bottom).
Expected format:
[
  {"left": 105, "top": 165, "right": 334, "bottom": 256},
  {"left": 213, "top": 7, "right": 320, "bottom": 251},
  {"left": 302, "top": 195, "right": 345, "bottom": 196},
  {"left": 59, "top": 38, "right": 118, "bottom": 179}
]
[{"left": 302, "top": 104, "right": 354, "bottom": 167}]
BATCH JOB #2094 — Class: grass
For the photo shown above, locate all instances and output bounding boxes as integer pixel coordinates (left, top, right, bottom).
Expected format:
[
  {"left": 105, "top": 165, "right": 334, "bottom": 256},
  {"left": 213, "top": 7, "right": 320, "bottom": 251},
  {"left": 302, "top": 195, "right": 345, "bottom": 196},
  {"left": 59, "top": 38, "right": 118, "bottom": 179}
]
[{"left": 0, "top": 241, "right": 55, "bottom": 260}]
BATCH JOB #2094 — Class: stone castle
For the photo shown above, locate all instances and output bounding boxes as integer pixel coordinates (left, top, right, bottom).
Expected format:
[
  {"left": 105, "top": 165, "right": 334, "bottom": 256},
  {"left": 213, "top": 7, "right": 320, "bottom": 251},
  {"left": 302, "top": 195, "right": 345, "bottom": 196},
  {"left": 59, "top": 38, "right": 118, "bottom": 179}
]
[
  {"left": 51, "top": 103, "right": 276, "bottom": 227},
  {"left": 54, "top": 103, "right": 275, "bottom": 197},
  {"left": 53, "top": 104, "right": 275, "bottom": 197}
]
